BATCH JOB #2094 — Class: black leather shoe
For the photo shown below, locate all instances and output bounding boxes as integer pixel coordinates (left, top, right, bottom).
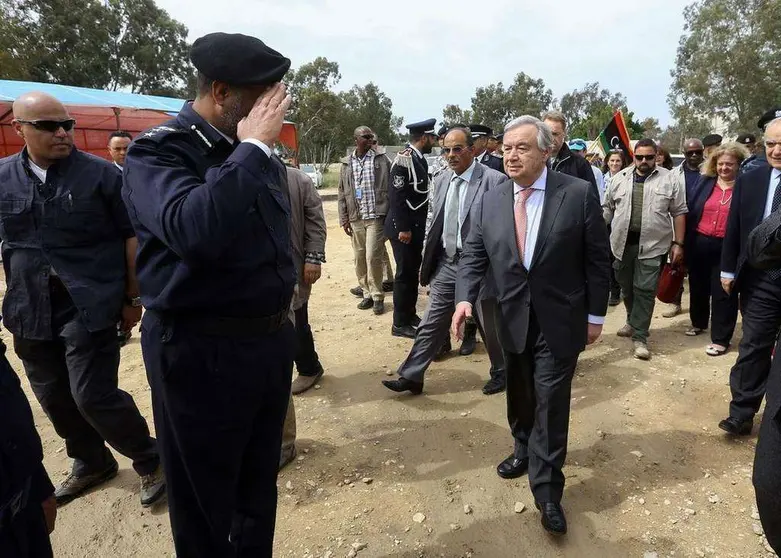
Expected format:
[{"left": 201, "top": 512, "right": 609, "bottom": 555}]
[
  {"left": 536, "top": 502, "right": 567, "bottom": 535},
  {"left": 373, "top": 301, "right": 385, "bottom": 315},
  {"left": 382, "top": 377, "right": 423, "bottom": 395},
  {"left": 482, "top": 373, "right": 506, "bottom": 395},
  {"left": 434, "top": 338, "right": 452, "bottom": 361},
  {"left": 350, "top": 286, "right": 364, "bottom": 298},
  {"left": 357, "top": 298, "right": 374, "bottom": 310},
  {"left": 496, "top": 454, "right": 528, "bottom": 479},
  {"left": 608, "top": 293, "right": 621, "bottom": 306},
  {"left": 55, "top": 460, "right": 119, "bottom": 506},
  {"left": 459, "top": 322, "right": 477, "bottom": 355},
  {"left": 718, "top": 416, "right": 753, "bottom": 436},
  {"left": 410, "top": 314, "right": 422, "bottom": 328},
  {"left": 382, "top": 280, "right": 394, "bottom": 293},
  {"left": 392, "top": 325, "right": 417, "bottom": 339}
]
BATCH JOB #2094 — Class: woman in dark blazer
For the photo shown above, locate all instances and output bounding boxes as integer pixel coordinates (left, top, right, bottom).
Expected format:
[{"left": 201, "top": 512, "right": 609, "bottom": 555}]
[{"left": 684, "top": 142, "right": 749, "bottom": 355}]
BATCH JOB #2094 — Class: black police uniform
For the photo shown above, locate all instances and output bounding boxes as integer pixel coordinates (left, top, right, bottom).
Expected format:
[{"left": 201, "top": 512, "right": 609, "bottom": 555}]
[
  {"left": 385, "top": 119, "right": 435, "bottom": 329},
  {"left": 469, "top": 124, "right": 506, "bottom": 175},
  {"left": 0, "top": 337, "right": 54, "bottom": 557},
  {"left": 122, "top": 32, "right": 295, "bottom": 558},
  {"left": 0, "top": 147, "right": 159, "bottom": 485}
]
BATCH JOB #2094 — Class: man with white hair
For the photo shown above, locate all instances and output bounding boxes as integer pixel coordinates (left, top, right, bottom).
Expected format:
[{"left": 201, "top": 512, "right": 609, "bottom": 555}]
[{"left": 452, "top": 115, "right": 610, "bottom": 536}]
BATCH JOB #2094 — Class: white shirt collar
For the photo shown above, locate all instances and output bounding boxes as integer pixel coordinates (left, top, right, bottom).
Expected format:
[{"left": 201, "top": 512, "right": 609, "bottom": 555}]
[
  {"left": 351, "top": 149, "right": 374, "bottom": 160},
  {"left": 114, "top": 162, "right": 123, "bottom": 170},
  {"left": 408, "top": 144, "right": 423, "bottom": 159},
  {"left": 454, "top": 159, "right": 477, "bottom": 183},
  {"left": 207, "top": 122, "right": 235, "bottom": 145},
  {"left": 772, "top": 167, "right": 781, "bottom": 182},
  {"left": 514, "top": 167, "right": 548, "bottom": 193},
  {"left": 474, "top": 150, "right": 486, "bottom": 160}
]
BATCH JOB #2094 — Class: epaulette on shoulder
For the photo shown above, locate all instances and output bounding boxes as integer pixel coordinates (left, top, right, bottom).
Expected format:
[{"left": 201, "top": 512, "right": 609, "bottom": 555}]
[
  {"left": 138, "top": 125, "right": 184, "bottom": 142},
  {"left": 392, "top": 148, "right": 414, "bottom": 170}
]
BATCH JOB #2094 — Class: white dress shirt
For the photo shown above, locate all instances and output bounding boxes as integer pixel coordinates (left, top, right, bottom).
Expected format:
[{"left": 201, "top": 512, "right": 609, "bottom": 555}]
[
  {"left": 114, "top": 162, "right": 123, "bottom": 171},
  {"left": 442, "top": 160, "right": 476, "bottom": 251},
  {"left": 721, "top": 167, "right": 781, "bottom": 280},
  {"left": 207, "top": 122, "right": 272, "bottom": 158}
]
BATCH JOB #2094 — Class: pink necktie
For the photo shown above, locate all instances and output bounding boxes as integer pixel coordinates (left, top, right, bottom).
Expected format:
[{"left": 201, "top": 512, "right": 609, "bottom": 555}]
[{"left": 514, "top": 188, "right": 534, "bottom": 263}]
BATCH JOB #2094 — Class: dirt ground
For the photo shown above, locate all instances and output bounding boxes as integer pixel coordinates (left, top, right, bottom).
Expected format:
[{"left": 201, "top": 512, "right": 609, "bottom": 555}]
[{"left": 8, "top": 199, "right": 779, "bottom": 557}]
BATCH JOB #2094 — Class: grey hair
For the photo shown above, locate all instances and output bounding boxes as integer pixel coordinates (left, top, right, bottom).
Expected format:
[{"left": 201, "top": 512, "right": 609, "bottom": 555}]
[
  {"left": 354, "top": 126, "right": 373, "bottom": 138},
  {"left": 504, "top": 115, "right": 555, "bottom": 152},
  {"left": 541, "top": 110, "right": 567, "bottom": 130}
]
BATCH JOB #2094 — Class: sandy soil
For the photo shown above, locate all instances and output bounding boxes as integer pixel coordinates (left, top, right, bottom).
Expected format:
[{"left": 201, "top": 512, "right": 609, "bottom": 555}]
[{"left": 9, "top": 199, "right": 778, "bottom": 557}]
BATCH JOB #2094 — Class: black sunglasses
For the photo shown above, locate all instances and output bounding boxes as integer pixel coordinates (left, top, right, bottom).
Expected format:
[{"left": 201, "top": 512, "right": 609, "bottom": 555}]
[
  {"left": 17, "top": 119, "right": 76, "bottom": 132},
  {"left": 685, "top": 150, "right": 704, "bottom": 156},
  {"left": 635, "top": 154, "right": 655, "bottom": 161}
]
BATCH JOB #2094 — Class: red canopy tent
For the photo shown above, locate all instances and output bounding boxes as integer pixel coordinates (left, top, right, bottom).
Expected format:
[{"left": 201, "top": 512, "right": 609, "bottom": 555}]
[{"left": 0, "top": 80, "right": 298, "bottom": 162}]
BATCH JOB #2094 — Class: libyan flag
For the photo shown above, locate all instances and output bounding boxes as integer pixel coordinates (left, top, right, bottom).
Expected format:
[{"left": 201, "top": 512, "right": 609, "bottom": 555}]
[{"left": 598, "top": 110, "right": 633, "bottom": 158}]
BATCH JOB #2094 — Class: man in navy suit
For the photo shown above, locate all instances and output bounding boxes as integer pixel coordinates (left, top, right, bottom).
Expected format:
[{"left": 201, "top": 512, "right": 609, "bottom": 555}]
[{"left": 719, "top": 116, "right": 781, "bottom": 435}]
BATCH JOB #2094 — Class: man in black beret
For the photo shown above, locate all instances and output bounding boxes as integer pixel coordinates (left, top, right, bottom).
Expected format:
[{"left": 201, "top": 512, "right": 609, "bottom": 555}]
[{"left": 123, "top": 32, "right": 294, "bottom": 557}]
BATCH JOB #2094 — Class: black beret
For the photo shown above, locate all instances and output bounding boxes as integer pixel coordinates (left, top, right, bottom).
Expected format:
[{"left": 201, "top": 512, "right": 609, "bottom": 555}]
[
  {"left": 736, "top": 133, "right": 756, "bottom": 145},
  {"left": 758, "top": 107, "right": 781, "bottom": 131},
  {"left": 469, "top": 124, "right": 492, "bottom": 138},
  {"left": 190, "top": 32, "right": 291, "bottom": 86},
  {"left": 702, "top": 133, "right": 722, "bottom": 147}
]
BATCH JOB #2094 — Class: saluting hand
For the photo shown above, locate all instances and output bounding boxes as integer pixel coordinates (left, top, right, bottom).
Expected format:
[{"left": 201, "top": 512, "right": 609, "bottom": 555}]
[{"left": 237, "top": 82, "right": 292, "bottom": 145}]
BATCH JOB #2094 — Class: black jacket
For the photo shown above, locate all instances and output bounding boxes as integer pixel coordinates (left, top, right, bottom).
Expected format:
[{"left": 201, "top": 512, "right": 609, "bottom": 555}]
[
  {"left": 476, "top": 151, "right": 506, "bottom": 175},
  {"left": 720, "top": 165, "right": 774, "bottom": 288},
  {"left": 683, "top": 175, "right": 718, "bottom": 265},
  {"left": 550, "top": 143, "right": 599, "bottom": 199}
]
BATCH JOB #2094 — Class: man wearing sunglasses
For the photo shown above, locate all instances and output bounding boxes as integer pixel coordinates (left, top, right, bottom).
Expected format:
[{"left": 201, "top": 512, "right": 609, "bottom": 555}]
[
  {"left": 0, "top": 92, "right": 164, "bottom": 509},
  {"left": 383, "top": 126, "right": 506, "bottom": 396},
  {"left": 603, "top": 139, "right": 688, "bottom": 360}
]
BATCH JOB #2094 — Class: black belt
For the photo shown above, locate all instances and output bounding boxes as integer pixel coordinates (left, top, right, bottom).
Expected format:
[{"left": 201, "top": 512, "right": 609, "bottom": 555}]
[
  {"left": 0, "top": 476, "right": 31, "bottom": 532},
  {"left": 149, "top": 308, "right": 290, "bottom": 337}
]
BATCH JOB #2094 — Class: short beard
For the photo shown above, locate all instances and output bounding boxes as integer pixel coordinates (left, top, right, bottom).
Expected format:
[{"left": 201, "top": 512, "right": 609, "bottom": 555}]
[{"left": 218, "top": 92, "right": 247, "bottom": 139}]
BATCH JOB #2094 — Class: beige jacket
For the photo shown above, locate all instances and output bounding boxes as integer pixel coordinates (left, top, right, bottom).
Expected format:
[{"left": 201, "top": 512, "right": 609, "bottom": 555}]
[
  {"left": 337, "top": 151, "right": 391, "bottom": 224},
  {"left": 603, "top": 165, "right": 687, "bottom": 260},
  {"left": 287, "top": 167, "right": 327, "bottom": 310}
]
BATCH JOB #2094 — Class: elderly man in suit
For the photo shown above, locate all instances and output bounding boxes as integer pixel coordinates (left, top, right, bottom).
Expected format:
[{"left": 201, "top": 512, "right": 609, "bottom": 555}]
[
  {"left": 382, "top": 126, "right": 506, "bottom": 394},
  {"left": 719, "top": 117, "right": 781, "bottom": 436},
  {"left": 452, "top": 115, "right": 610, "bottom": 535}
]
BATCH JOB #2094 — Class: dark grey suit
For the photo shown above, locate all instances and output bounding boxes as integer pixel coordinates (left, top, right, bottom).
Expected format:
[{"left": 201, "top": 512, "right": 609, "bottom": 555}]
[
  {"left": 456, "top": 169, "right": 610, "bottom": 503},
  {"left": 748, "top": 208, "right": 781, "bottom": 555},
  {"left": 397, "top": 163, "right": 505, "bottom": 383}
]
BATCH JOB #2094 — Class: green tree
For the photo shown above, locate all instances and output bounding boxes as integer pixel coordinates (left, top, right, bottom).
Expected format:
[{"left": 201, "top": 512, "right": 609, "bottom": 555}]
[
  {"left": 560, "top": 82, "right": 644, "bottom": 140},
  {"left": 640, "top": 117, "right": 662, "bottom": 140},
  {"left": 441, "top": 72, "right": 553, "bottom": 134},
  {"left": 340, "top": 82, "right": 402, "bottom": 146},
  {"left": 669, "top": 0, "right": 781, "bottom": 134},
  {"left": 0, "top": 0, "right": 192, "bottom": 95}
]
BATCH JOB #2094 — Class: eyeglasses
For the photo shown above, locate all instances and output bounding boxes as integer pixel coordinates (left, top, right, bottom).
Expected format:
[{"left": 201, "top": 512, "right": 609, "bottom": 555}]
[
  {"left": 359, "top": 134, "right": 374, "bottom": 140},
  {"left": 635, "top": 154, "right": 655, "bottom": 161},
  {"left": 685, "top": 150, "right": 704, "bottom": 156},
  {"left": 16, "top": 119, "right": 76, "bottom": 132},
  {"left": 442, "top": 146, "right": 468, "bottom": 155}
]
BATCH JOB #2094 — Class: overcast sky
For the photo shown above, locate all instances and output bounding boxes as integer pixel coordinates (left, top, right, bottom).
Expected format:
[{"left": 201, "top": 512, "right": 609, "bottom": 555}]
[{"left": 156, "top": 0, "right": 691, "bottom": 129}]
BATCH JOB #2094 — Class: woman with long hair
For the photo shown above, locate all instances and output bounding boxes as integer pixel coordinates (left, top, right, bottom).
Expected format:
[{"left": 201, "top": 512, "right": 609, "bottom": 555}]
[
  {"left": 656, "top": 147, "right": 674, "bottom": 170},
  {"left": 684, "top": 142, "right": 750, "bottom": 356}
]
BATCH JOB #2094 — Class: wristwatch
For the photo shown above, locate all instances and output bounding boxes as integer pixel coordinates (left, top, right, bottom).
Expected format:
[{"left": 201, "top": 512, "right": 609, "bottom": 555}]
[{"left": 126, "top": 296, "right": 142, "bottom": 308}]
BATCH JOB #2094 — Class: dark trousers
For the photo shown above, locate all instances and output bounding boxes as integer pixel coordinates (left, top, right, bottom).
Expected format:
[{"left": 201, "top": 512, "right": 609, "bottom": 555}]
[
  {"left": 475, "top": 296, "right": 506, "bottom": 375},
  {"left": 729, "top": 269, "right": 781, "bottom": 421},
  {"left": 688, "top": 233, "right": 739, "bottom": 346},
  {"left": 14, "top": 282, "right": 158, "bottom": 477},
  {"left": 390, "top": 234, "right": 424, "bottom": 327},
  {"left": 754, "top": 407, "right": 781, "bottom": 555},
  {"left": 141, "top": 312, "right": 294, "bottom": 558},
  {"left": 294, "top": 303, "right": 321, "bottom": 376},
  {"left": 504, "top": 313, "right": 578, "bottom": 503},
  {"left": 0, "top": 498, "right": 53, "bottom": 558}
]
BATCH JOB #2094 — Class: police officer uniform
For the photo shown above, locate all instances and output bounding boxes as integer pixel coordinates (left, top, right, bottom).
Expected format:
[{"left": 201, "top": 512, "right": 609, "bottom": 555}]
[
  {"left": 122, "top": 32, "right": 295, "bottom": 558},
  {"left": 0, "top": 339, "right": 55, "bottom": 557},
  {"left": 470, "top": 124, "right": 506, "bottom": 175},
  {"left": 386, "top": 119, "right": 437, "bottom": 336}
]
